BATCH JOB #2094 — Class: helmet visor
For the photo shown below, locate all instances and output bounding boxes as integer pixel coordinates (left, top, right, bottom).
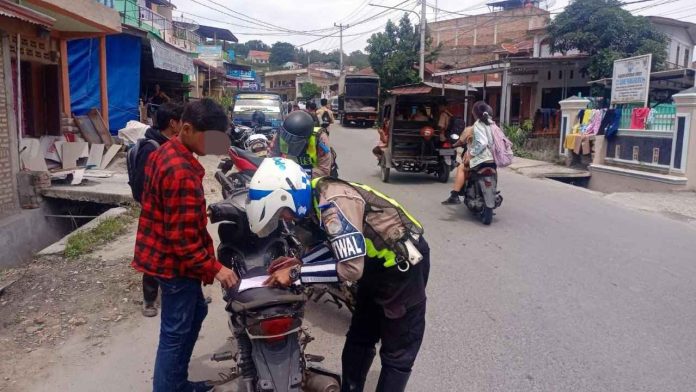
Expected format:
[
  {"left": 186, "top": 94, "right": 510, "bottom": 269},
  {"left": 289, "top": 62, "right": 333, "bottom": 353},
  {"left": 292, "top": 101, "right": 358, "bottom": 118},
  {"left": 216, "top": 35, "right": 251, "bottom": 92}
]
[{"left": 278, "top": 127, "right": 309, "bottom": 156}]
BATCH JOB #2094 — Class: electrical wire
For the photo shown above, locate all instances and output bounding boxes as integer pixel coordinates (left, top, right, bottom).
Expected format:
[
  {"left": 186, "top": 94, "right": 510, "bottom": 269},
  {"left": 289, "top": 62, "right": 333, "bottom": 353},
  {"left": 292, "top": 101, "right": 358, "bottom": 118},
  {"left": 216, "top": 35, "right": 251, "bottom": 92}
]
[{"left": 296, "top": 0, "right": 415, "bottom": 47}]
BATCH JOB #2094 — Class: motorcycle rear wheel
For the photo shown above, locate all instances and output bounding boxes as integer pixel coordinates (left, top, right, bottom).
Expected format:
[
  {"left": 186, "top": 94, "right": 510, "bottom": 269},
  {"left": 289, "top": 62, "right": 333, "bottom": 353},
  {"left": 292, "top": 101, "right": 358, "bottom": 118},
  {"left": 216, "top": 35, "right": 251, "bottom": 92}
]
[{"left": 480, "top": 207, "right": 493, "bottom": 225}]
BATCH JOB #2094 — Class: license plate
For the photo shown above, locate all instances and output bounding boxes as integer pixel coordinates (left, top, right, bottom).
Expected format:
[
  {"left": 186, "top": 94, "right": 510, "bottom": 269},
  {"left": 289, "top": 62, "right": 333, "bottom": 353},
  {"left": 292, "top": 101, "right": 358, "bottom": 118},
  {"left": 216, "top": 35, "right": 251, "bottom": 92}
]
[{"left": 438, "top": 149, "right": 455, "bottom": 156}]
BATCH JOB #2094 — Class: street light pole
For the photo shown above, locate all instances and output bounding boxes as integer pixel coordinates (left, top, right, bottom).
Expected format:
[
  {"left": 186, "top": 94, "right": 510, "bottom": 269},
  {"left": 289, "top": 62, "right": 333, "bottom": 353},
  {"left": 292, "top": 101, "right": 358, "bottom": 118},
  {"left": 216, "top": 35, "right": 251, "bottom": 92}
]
[{"left": 368, "top": 2, "right": 426, "bottom": 81}]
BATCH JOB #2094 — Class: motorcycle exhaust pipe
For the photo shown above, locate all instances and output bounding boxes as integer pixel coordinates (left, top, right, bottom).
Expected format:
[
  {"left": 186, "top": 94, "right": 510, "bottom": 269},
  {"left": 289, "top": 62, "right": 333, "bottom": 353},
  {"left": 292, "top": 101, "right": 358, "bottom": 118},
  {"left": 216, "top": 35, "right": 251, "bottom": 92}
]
[{"left": 304, "top": 372, "right": 340, "bottom": 392}]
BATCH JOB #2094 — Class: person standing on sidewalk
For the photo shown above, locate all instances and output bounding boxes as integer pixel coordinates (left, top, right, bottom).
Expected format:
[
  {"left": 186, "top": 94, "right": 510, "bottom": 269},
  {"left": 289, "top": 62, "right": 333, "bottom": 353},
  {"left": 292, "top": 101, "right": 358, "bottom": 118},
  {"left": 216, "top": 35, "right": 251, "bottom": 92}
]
[
  {"left": 128, "top": 102, "right": 183, "bottom": 318},
  {"left": 132, "top": 99, "right": 238, "bottom": 392}
]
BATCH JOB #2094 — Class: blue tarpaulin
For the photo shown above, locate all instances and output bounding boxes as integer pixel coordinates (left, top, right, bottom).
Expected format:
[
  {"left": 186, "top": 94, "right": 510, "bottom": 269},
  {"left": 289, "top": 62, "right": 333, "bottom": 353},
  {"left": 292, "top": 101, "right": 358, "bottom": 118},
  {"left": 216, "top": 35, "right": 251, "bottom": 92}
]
[{"left": 68, "top": 34, "right": 141, "bottom": 133}]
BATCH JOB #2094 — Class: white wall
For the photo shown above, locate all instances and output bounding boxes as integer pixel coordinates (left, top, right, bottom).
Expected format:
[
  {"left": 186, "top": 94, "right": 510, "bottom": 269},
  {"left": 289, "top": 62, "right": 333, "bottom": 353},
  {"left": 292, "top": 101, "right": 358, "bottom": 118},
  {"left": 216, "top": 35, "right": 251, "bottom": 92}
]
[{"left": 652, "top": 23, "right": 695, "bottom": 68}]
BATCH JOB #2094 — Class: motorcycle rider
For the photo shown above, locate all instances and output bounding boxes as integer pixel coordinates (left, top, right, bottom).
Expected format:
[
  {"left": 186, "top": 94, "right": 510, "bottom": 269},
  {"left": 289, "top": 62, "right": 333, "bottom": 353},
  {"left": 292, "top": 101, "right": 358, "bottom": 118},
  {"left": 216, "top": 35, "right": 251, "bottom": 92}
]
[
  {"left": 442, "top": 101, "right": 496, "bottom": 204},
  {"left": 269, "top": 110, "right": 335, "bottom": 178},
  {"left": 246, "top": 158, "right": 429, "bottom": 392}
]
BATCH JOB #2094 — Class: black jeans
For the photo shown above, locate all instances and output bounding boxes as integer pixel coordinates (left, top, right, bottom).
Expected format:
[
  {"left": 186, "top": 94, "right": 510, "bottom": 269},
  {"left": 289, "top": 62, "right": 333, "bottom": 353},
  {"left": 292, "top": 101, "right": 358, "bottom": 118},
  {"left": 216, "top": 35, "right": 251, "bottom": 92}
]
[{"left": 143, "top": 274, "right": 159, "bottom": 304}]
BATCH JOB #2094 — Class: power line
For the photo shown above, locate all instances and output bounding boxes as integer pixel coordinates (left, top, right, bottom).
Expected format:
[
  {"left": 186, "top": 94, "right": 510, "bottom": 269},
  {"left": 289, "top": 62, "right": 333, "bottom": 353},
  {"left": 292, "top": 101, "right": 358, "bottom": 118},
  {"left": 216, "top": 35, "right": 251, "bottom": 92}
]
[
  {"left": 190, "top": 0, "right": 337, "bottom": 35},
  {"left": 296, "top": 0, "right": 415, "bottom": 47}
]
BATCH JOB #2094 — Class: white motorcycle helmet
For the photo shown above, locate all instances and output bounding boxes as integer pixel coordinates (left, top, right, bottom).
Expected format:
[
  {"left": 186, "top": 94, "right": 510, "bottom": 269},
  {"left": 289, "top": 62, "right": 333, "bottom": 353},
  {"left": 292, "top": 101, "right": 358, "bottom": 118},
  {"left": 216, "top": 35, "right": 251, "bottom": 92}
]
[
  {"left": 246, "top": 133, "right": 269, "bottom": 157},
  {"left": 246, "top": 158, "right": 312, "bottom": 238}
]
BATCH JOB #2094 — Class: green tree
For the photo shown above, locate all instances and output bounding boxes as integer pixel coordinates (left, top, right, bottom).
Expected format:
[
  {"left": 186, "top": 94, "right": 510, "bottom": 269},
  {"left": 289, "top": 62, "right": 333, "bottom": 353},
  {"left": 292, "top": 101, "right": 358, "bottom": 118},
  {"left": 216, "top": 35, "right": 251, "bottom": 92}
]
[
  {"left": 270, "top": 42, "right": 297, "bottom": 65},
  {"left": 347, "top": 50, "right": 370, "bottom": 69},
  {"left": 246, "top": 39, "right": 270, "bottom": 51},
  {"left": 547, "top": 0, "right": 667, "bottom": 80},
  {"left": 366, "top": 14, "right": 437, "bottom": 89},
  {"left": 300, "top": 82, "right": 322, "bottom": 99}
]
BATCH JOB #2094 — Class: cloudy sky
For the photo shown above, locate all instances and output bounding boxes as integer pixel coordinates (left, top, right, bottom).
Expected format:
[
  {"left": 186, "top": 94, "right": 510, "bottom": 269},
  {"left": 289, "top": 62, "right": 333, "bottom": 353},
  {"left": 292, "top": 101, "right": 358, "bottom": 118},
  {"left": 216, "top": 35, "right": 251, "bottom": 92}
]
[{"left": 172, "top": 0, "right": 694, "bottom": 53}]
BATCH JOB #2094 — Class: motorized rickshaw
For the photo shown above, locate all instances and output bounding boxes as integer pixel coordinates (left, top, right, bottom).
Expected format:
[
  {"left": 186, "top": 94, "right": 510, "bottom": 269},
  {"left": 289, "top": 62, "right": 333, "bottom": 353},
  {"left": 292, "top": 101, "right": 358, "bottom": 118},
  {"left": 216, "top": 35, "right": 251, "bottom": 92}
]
[{"left": 377, "top": 83, "right": 471, "bottom": 183}]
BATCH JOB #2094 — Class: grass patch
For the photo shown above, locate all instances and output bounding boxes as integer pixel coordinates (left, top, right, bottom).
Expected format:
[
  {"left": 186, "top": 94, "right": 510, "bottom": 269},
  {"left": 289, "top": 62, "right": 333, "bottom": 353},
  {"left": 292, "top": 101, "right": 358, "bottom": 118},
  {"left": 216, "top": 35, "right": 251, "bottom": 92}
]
[{"left": 64, "top": 214, "right": 133, "bottom": 259}]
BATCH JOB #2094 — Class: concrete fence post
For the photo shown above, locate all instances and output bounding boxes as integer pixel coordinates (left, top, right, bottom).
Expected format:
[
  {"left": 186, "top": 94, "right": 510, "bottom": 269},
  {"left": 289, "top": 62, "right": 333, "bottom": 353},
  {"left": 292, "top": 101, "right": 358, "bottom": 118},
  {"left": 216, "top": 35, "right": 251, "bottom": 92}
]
[
  {"left": 558, "top": 96, "right": 590, "bottom": 157},
  {"left": 671, "top": 88, "right": 696, "bottom": 189}
]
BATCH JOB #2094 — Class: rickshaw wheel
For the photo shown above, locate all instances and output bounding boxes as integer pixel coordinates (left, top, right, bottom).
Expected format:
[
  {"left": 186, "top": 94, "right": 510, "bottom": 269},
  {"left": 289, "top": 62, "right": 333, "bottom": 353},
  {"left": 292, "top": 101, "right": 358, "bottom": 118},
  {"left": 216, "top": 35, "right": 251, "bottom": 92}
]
[
  {"left": 437, "top": 161, "right": 450, "bottom": 183},
  {"left": 380, "top": 164, "right": 390, "bottom": 183}
]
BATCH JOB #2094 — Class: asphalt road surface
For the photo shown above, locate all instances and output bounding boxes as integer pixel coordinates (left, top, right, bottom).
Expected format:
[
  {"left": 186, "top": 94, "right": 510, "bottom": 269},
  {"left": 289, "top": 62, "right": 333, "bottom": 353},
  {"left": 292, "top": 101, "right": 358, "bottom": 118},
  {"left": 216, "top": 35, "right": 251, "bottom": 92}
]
[{"left": 28, "top": 124, "right": 696, "bottom": 392}]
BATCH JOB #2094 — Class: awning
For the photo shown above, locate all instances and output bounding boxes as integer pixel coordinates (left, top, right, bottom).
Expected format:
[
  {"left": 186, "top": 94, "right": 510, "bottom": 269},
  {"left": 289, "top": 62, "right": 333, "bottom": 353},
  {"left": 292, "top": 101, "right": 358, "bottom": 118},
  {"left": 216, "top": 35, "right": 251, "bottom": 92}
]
[
  {"left": 388, "top": 82, "right": 477, "bottom": 95},
  {"left": 196, "top": 25, "right": 238, "bottom": 42},
  {"left": 150, "top": 39, "right": 195, "bottom": 75},
  {"left": 390, "top": 86, "right": 433, "bottom": 95},
  {"left": 0, "top": 0, "right": 54, "bottom": 27}
]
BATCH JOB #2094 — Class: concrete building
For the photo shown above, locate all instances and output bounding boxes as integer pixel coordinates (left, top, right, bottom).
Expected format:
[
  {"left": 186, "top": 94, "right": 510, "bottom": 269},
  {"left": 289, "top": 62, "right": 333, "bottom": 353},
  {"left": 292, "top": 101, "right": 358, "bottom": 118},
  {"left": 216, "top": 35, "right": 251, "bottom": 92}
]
[
  {"left": 247, "top": 50, "right": 270, "bottom": 64},
  {"left": 0, "top": 0, "right": 122, "bottom": 266},
  {"left": 646, "top": 16, "right": 696, "bottom": 70},
  {"left": 429, "top": 1, "right": 550, "bottom": 68},
  {"left": 264, "top": 67, "right": 339, "bottom": 101}
]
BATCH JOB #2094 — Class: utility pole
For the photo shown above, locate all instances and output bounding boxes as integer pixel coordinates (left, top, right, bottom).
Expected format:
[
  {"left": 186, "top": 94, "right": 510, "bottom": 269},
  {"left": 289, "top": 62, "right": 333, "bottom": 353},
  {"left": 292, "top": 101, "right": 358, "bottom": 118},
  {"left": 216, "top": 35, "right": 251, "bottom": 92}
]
[
  {"left": 419, "top": 0, "right": 426, "bottom": 80},
  {"left": 334, "top": 23, "right": 349, "bottom": 72}
]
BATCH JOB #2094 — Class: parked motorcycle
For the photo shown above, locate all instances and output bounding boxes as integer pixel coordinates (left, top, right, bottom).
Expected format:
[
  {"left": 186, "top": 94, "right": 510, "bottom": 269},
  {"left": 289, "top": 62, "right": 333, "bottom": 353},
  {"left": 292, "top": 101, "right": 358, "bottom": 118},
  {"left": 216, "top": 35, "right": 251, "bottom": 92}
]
[
  {"left": 451, "top": 134, "right": 503, "bottom": 225},
  {"left": 208, "top": 194, "right": 341, "bottom": 392},
  {"left": 211, "top": 174, "right": 357, "bottom": 313}
]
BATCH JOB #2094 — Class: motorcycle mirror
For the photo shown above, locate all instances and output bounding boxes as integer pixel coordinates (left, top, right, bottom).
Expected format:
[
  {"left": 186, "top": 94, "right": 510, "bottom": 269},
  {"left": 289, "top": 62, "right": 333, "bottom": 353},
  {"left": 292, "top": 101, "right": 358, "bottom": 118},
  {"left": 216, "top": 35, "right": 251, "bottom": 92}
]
[{"left": 450, "top": 134, "right": 460, "bottom": 141}]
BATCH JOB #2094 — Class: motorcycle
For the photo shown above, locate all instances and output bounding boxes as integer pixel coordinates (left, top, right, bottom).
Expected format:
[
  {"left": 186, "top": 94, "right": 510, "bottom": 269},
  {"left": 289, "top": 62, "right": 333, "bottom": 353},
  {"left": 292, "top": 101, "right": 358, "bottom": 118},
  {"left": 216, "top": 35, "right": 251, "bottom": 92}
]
[
  {"left": 211, "top": 173, "right": 357, "bottom": 313},
  {"left": 208, "top": 194, "right": 341, "bottom": 392},
  {"left": 451, "top": 134, "right": 503, "bottom": 225}
]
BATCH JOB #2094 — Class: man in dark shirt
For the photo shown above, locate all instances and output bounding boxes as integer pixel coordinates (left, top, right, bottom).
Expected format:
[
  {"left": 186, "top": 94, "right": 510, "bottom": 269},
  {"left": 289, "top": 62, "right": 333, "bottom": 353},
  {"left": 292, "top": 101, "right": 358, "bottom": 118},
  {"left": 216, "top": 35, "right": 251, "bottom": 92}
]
[
  {"left": 131, "top": 102, "right": 183, "bottom": 318},
  {"left": 132, "top": 99, "right": 238, "bottom": 392}
]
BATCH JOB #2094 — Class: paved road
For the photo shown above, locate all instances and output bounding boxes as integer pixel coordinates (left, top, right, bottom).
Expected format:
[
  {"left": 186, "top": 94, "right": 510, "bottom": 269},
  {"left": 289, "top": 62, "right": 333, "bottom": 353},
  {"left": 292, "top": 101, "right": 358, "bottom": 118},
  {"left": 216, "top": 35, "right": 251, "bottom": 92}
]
[{"left": 28, "top": 124, "right": 696, "bottom": 391}]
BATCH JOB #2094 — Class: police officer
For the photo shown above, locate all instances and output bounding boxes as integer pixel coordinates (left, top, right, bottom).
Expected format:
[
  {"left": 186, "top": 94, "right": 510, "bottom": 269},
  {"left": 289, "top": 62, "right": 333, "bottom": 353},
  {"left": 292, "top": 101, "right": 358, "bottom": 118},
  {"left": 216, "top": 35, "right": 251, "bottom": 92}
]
[
  {"left": 246, "top": 158, "right": 429, "bottom": 392},
  {"left": 270, "top": 110, "right": 335, "bottom": 178}
]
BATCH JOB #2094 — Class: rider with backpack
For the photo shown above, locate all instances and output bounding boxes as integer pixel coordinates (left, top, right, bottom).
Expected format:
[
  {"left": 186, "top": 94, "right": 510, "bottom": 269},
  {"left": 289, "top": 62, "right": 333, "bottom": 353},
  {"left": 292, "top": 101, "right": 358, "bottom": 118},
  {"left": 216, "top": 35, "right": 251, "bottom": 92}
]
[
  {"left": 127, "top": 102, "right": 183, "bottom": 317},
  {"left": 442, "top": 101, "right": 512, "bottom": 205}
]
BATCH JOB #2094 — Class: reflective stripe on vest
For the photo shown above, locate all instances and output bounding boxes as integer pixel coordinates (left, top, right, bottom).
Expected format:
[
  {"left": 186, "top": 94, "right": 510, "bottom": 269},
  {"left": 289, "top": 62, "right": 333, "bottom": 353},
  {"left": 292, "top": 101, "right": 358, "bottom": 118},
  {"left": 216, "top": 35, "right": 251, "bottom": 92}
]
[
  {"left": 310, "top": 177, "right": 419, "bottom": 268},
  {"left": 294, "top": 128, "right": 319, "bottom": 168}
]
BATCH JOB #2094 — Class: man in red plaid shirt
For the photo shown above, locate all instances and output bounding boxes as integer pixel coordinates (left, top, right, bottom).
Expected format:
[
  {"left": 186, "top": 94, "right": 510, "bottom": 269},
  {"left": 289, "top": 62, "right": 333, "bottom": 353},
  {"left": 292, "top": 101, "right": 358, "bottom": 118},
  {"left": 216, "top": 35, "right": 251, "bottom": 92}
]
[{"left": 132, "top": 98, "right": 237, "bottom": 392}]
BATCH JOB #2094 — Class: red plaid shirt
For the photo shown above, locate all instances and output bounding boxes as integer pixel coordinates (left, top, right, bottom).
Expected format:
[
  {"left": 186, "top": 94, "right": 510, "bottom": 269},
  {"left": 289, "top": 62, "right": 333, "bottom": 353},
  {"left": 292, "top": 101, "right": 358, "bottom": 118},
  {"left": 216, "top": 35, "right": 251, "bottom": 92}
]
[{"left": 131, "top": 137, "right": 222, "bottom": 284}]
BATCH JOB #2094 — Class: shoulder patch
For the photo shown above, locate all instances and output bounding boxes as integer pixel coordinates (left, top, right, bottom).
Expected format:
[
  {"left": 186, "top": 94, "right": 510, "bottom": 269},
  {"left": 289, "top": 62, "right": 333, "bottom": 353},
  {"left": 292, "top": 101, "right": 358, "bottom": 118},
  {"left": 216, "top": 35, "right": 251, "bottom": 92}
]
[{"left": 320, "top": 201, "right": 366, "bottom": 262}]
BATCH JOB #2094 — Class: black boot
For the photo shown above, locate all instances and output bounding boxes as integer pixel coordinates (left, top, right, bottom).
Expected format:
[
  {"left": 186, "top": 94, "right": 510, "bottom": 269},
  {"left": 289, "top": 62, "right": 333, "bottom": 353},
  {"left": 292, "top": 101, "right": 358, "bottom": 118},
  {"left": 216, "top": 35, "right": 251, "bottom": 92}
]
[
  {"left": 375, "top": 367, "right": 411, "bottom": 392},
  {"left": 341, "top": 344, "right": 376, "bottom": 392},
  {"left": 441, "top": 190, "right": 461, "bottom": 205}
]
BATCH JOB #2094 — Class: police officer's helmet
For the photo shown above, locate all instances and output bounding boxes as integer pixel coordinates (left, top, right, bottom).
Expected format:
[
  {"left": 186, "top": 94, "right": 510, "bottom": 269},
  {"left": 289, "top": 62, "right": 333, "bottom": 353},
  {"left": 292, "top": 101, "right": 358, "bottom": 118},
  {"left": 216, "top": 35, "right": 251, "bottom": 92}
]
[{"left": 282, "top": 111, "right": 314, "bottom": 138}]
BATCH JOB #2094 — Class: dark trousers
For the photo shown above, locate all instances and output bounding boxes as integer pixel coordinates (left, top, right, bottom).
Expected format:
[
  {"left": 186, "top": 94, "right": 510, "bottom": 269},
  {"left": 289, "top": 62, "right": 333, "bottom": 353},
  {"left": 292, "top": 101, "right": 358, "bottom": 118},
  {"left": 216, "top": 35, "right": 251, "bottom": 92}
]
[
  {"left": 143, "top": 274, "right": 159, "bottom": 304},
  {"left": 153, "top": 277, "right": 208, "bottom": 392},
  {"left": 341, "top": 238, "right": 430, "bottom": 392},
  {"left": 346, "top": 298, "right": 426, "bottom": 369}
]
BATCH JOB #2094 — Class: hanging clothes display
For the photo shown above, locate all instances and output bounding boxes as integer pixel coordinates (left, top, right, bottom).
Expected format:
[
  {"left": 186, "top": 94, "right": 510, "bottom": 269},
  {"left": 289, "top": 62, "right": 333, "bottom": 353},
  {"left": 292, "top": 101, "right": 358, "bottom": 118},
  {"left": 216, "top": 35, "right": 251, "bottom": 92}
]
[
  {"left": 585, "top": 109, "right": 606, "bottom": 135},
  {"left": 630, "top": 107, "right": 651, "bottom": 130}
]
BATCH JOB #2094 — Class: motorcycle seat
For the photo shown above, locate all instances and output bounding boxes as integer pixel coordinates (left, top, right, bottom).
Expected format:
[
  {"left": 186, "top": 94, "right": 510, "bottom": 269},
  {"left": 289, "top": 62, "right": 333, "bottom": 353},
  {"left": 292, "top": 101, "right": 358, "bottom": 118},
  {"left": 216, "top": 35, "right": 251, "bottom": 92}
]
[{"left": 231, "top": 146, "right": 265, "bottom": 168}]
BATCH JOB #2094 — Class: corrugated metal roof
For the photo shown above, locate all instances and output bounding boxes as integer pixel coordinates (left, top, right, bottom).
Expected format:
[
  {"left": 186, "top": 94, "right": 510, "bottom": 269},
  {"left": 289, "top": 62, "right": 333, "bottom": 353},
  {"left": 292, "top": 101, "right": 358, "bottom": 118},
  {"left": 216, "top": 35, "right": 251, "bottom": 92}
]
[
  {"left": 0, "top": 0, "right": 54, "bottom": 27},
  {"left": 389, "top": 86, "right": 433, "bottom": 95}
]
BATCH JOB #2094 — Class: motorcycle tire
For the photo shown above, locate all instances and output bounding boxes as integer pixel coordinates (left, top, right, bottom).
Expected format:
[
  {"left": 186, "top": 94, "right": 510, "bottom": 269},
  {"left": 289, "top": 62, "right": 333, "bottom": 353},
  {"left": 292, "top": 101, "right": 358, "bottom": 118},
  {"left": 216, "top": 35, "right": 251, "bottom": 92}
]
[{"left": 481, "top": 207, "right": 493, "bottom": 225}]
